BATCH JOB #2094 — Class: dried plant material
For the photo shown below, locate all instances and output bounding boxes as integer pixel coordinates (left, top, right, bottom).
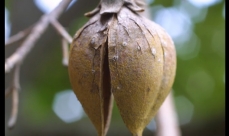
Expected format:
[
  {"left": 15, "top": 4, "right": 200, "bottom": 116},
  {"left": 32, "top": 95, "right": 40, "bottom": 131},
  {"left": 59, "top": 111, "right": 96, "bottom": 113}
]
[{"left": 68, "top": 0, "right": 176, "bottom": 136}]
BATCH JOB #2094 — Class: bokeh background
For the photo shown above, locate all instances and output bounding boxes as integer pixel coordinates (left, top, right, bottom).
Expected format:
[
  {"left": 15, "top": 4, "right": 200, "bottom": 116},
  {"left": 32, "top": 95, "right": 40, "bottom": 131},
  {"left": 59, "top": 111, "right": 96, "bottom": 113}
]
[{"left": 5, "top": 0, "right": 225, "bottom": 135}]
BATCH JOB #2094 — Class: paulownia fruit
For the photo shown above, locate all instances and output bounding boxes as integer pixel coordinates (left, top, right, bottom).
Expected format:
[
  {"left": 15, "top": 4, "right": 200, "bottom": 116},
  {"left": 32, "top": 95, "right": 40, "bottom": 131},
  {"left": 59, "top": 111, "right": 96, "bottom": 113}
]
[{"left": 68, "top": 0, "right": 176, "bottom": 136}]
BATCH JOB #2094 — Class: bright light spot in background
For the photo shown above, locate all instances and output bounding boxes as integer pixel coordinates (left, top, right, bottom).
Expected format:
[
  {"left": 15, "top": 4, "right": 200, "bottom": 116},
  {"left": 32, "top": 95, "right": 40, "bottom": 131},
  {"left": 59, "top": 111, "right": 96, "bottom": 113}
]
[
  {"left": 174, "top": 95, "right": 194, "bottom": 125},
  {"left": 187, "top": 0, "right": 222, "bottom": 8},
  {"left": 178, "top": 1, "right": 208, "bottom": 23},
  {"left": 5, "top": 8, "right": 10, "bottom": 41},
  {"left": 146, "top": 119, "right": 157, "bottom": 132},
  {"left": 52, "top": 90, "right": 84, "bottom": 123},
  {"left": 151, "top": 3, "right": 205, "bottom": 60},
  {"left": 146, "top": 0, "right": 155, "bottom": 5},
  {"left": 153, "top": 7, "right": 192, "bottom": 45},
  {"left": 186, "top": 70, "right": 215, "bottom": 100},
  {"left": 34, "top": 0, "right": 77, "bottom": 13}
]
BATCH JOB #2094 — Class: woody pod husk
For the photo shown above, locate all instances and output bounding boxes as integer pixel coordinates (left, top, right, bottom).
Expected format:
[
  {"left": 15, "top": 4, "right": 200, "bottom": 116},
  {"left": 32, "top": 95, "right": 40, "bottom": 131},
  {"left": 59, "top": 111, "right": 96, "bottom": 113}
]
[{"left": 68, "top": 0, "right": 176, "bottom": 136}]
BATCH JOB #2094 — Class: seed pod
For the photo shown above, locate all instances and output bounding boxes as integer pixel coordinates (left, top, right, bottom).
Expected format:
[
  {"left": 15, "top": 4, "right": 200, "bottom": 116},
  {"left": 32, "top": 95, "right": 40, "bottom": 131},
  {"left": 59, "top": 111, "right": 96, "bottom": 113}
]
[{"left": 68, "top": 0, "right": 176, "bottom": 136}]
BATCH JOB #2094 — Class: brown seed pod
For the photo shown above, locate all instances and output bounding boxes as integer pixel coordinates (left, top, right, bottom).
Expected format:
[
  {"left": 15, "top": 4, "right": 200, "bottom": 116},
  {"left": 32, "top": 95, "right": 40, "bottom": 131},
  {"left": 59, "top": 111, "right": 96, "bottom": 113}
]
[{"left": 68, "top": 0, "right": 176, "bottom": 136}]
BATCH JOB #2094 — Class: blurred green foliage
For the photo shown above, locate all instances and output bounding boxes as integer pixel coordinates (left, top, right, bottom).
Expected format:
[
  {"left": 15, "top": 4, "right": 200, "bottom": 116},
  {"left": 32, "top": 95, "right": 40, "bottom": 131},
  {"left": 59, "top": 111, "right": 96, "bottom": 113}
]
[{"left": 173, "top": 1, "right": 225, "bottom": 121}]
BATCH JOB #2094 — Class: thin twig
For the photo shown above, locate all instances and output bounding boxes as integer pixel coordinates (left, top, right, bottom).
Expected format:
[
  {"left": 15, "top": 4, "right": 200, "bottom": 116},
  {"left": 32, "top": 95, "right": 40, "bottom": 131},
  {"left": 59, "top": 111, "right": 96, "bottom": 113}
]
[
  {"left": 5, "top": 0, "right": 72, "bottom": 73},
  {"left": 5, "top": 25, "right": 33, "bottom": 46},
  {"left": 50, "top": 19, "right": 73, "bottom": 44},
  {"left": 8, "top": 87, "right": 19, "bottom": 129},
  {"left": 7, "top": 63, "right": 21, "bottom": 129},
  {"left": 155, "top": 93, "right": 181, "bottom": 136},
  {"left": 61, "top": 38, "right": 69, "bottom": 66}
]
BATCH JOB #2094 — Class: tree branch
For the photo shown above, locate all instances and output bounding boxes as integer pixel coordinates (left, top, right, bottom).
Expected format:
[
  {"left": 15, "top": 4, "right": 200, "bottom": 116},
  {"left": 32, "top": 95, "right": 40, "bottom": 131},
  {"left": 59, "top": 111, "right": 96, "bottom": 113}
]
[
  {"left": 61, "top": 38, "right": 69, "bottom": 66},
  {"left": 5, "top": 0, "right": 72, "bottom": 73},
  {"left": 49, "top": 18, "right": 73, "bottom": 66},
  {"left": 156, "top": 93, "right": 181, "bottom": 136},
  {"left": 5, "top": 0, "right": 73, "bottom": 129},
  {"left": 50, "top": 19, "right": 73, "bottom": 44},
  {"left": 5, "top": 25, "right": 33, "bottom": 46},
  {"left": 6, "top": 63, "right": 21, "bottom": 129}
]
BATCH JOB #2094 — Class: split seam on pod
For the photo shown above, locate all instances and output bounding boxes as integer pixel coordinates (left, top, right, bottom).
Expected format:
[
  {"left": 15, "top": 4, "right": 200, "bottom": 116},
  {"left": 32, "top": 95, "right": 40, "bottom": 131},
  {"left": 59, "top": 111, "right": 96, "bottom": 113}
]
[{"left": 68, "top": 1, "right": 176, "bottom": 136}]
